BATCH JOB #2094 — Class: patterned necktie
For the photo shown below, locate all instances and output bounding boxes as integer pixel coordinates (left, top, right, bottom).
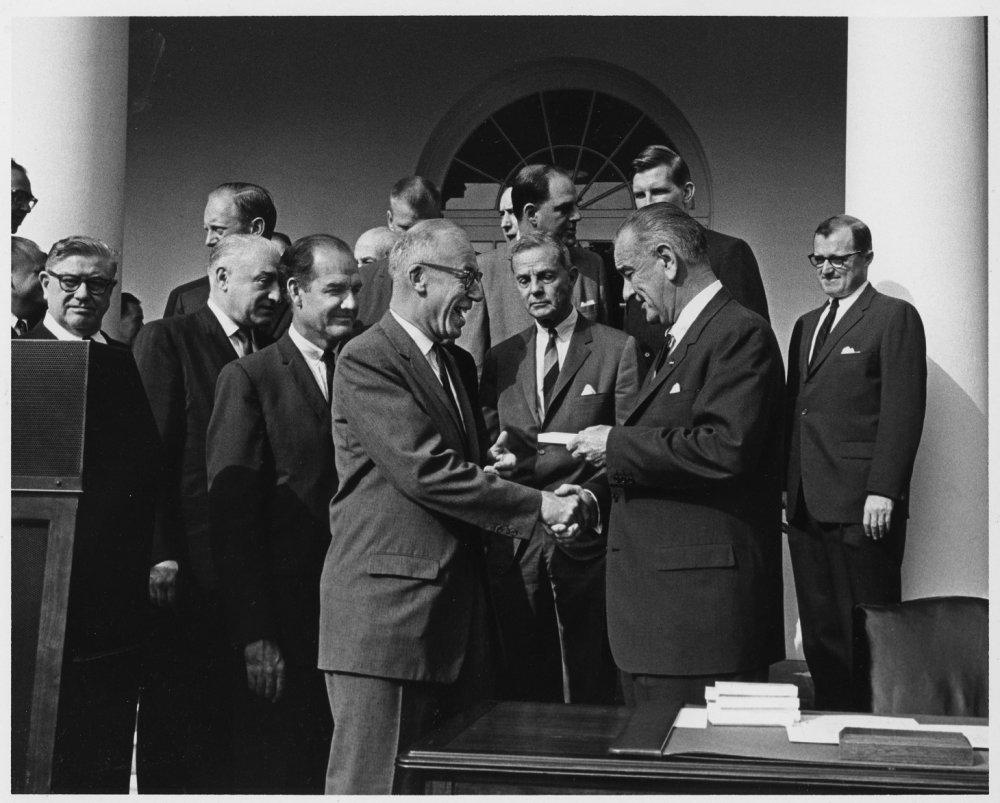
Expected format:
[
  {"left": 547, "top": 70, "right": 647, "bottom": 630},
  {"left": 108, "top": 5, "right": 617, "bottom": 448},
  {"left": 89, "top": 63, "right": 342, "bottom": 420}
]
[
  {"left": 809, "top": 297, "right": 840, "bottom": 369},
  {"left": 321, "top": 348, "right": 337, "bottom": 402},
  {"left": 13, "top": 318, "right": 28, "bottom": 337},
  {"left": 233, "top": 328, "right": 252, "bottom": 357},
  {"left": 432, "top": 344, "right": 464, "bottom": 430},
  {"left": 651, "top": 332, "right": 676, "bottom": 379},
  {"left": 541, "top": 327, "right": 559, "bottom": 417}
]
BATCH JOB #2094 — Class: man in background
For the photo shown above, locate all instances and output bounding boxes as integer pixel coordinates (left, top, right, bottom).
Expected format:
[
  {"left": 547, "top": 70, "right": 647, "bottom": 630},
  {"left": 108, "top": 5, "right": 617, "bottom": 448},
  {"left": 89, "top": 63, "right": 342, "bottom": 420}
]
[
  {"left": 133, "top": 234, "right": 283, "bottom": 793},
  {"left": 120, "top": 292, "right": 144, "bottom": 346},
  {"left": 354, "top": 225, "right": 399, "bottom": 267},
  {"left": 356, "top": 175, "right": 443, "bottom": 327},
  {"left": 626, "top": 145, "right": 769, "bottom": 379},
  {"left": 11, "top": 235, "right": 46, "bottom": 336},
  {"left": 480, "top": 232, "right": 637, "bottom": 705},
  {"left": 12, "top": 158, "right": 37, "bottom": 234}
]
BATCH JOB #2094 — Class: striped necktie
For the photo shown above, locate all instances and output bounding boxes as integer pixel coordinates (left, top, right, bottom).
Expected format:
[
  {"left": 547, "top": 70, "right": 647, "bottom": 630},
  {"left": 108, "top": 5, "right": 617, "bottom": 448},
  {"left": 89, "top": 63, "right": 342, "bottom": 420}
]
[
  {"left": 651, "top": 332, "right": 676, "bottom": 379},
  {"left": 541, "top": 327, "right": 559, "bottom": 418},
  {"left": 233, "top": 328, "right": 252, "bottom": 357}
]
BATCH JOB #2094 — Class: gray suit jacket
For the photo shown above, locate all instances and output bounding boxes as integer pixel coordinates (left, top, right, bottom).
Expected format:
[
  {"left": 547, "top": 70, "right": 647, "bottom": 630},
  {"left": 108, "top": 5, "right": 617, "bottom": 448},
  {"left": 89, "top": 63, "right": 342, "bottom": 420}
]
[{"left": 318, "top": 312, "right": 542, "bottom": 683}]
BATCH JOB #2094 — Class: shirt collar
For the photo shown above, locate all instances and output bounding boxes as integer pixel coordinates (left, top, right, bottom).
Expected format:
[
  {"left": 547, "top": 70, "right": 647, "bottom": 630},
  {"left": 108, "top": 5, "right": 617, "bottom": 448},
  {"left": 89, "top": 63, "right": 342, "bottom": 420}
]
[
  {"left": 10, "top": 312, "right": 20, "bottom": 330},
  {"left": 390, "top": 309, "right": 436, "bottom": 358},
  {"left": 43, "top": 311, "right": 107, "bottom": 343},
  {"left": 668, "top": 279, "right": 722, "bottom": 345},
  {"left": 535, "top": 307, "right": 578, "bottom": 340},
  {"left": 288, "top": 322, "right": 325, "bottom": 362},
  {"left": 827, "top": 280, "right": 869, "bottom": 312},
  {"left": 207, "top": 297, "right": 242, "bottom": 338}
]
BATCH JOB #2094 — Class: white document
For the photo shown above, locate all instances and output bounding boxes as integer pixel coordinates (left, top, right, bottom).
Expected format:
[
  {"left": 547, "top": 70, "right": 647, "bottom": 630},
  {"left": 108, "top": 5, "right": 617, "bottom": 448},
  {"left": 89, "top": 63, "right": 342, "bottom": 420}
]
[
  {"left": 537, "top": 432, "right": 575, "bottom": 445},
  {"left": 673, "top": 706, "right": 709, "bottom": 729},
  {"left": 714, "top": 681, "right": 798, "bottom": 698}
]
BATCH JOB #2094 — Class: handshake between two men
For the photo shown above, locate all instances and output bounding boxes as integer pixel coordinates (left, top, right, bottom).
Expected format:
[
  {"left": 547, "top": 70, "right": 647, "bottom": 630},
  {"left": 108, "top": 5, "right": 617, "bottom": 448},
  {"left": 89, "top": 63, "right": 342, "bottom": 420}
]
[{"left": 485, "top": 426, "right": 610, "bottom": 546}]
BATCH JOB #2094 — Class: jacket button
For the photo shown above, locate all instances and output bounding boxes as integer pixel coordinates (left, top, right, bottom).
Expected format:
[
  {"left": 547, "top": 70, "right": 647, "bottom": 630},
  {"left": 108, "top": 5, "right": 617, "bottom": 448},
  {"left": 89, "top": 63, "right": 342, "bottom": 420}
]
[
  {"left": 801, "top": 408, "right": 808, "bottom": 416},
  {"left": 537, "top": 448, "right": 545, "bottom": 455}
]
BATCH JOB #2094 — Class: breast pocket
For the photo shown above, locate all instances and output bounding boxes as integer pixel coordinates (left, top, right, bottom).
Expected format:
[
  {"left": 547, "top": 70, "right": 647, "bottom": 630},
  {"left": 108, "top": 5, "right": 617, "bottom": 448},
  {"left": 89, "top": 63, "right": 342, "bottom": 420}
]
[{"left": 367, "top": 552, "right": 441, "bottom": 580}]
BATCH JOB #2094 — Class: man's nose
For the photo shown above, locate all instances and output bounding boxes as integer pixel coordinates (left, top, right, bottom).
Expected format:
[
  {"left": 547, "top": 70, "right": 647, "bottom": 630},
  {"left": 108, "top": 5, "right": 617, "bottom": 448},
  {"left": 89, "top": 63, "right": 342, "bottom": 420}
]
[
  {"left": 342, "top": 290, "right": 358, "bottom": 310},
  {"left": 467, "top": 278, "right": 484, "bottom": 302},
  {"left": 570, "top": 206, "right": 582, "bottom": 222},
  {"left": 205, "top": 232, "right": 217, "bottom": 248}
]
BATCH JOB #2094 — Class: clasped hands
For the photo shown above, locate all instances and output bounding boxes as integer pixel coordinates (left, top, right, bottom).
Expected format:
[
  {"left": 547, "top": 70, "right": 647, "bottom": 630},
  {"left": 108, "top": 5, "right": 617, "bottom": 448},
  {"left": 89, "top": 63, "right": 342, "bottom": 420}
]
[{"left": 540, "top": 484, "right": 597, "bottom": 545}]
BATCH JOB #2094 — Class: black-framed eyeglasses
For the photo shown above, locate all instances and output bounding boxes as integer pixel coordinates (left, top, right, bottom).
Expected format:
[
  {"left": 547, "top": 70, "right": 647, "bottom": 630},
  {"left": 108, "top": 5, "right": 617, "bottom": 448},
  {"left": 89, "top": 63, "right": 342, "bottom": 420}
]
[
  {"left": 11, "top": 190, "right": 38, "bottom": 210},
  {"left": 43, "top": 270, "right": 118, "bottom": 296},
  {"left": 417, "top": 262, "right": 483, "bottom": 291},
  {"left": 807, "top": 251, "right": 864, "bottom": 270}
]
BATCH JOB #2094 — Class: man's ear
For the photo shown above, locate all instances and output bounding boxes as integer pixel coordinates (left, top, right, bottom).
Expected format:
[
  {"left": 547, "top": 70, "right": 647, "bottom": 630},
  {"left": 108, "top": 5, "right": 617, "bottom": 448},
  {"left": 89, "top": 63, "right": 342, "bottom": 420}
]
[
  {"left": 286, "top": 276, "right": 301, "bottom": 307},
  {"left": 522, "top": 203, "right": 539, "bottom": 231},
  {"left": 655, "top": 242, "right": 679, "bottom": 282},
  {"left": 408, "top": 263, "right": 427, "bottom": 294},
  {"left": 567, "top": 266, "right": 579, "bottom": 287},
  {"left": 385, "top": 209, "right": 393, "bottom": 229},
  {"left": 683, "top": 182, "right": 696, "bottom": 210},
  {"left": 212, "top": 264, "right": 229, "bottom": 290},
  {"left": 248, "top": 217, "right": 266, "bottom": 237}
]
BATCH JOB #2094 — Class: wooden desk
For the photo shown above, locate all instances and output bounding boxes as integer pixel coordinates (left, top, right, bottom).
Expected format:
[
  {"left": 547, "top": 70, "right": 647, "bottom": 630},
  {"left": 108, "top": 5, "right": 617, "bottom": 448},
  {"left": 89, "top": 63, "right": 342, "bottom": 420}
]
[{"left": 397, "top": 701, "right": 988, "bottom": 794}]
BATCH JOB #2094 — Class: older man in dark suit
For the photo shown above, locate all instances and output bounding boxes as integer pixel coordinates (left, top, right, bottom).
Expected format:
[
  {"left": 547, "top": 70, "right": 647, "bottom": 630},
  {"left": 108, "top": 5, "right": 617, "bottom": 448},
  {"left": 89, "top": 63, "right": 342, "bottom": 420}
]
[
  {"left": 11, "top": 236, "right": 46, "bottom": 336},
  {"left": 132, "top": 233, "right": 283, "bottom": 793},
  {"left": 785, "top": 215, "right": 926, "bottom": 711},
  {"left": 24, "top": 236, "right": 159, "bottom": 792},
  {"left": 480, "top": 231, "right": 638, "bottom": 705},
  {"left": 319, "top": 218, "right": 591, "bottom": 794},
  {"left": 571, "top": 203, "right": 785, "bottom": 709},
  {"left": 625, "top": 145, "right": 770, "bottom": 380},
  {"left": 206, "top": 235, "right": 359, "bottom": 792}
]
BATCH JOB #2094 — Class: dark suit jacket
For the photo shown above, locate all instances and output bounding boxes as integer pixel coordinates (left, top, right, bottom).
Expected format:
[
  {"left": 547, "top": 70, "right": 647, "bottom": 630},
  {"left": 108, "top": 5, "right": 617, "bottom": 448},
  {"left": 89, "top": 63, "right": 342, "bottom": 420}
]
[
  {"left": 625, "top": 226, "right": 769, "bottom": 378},
  {"left": 162, "top": 274, "right": 292, "bottom": 340},
  {"left": 23, "top": 323, "right": 159, "bottom": 658},
  {"left": 318, "top": 312, "right": 542, "bottom": 684},
  {"left": 355, "top": 258, "right": 392, "bottom": 329},
  {"left": 458, "top": 245, "right": 611, "bottom": 371},
  {"left": 480, "top": 316, "right": 639, "bottom": 563},
  {"left": 207, "top": 332, "right": 338, "bottom": 667},
  {"left": 598, "top": 289, "right": 785, "bottom": 675},
  {"left": 785, "top": 284, "right": 926, "bottom": 525},
  {"left": 133, "top": 305, "right": 251, "bottom": 604}
]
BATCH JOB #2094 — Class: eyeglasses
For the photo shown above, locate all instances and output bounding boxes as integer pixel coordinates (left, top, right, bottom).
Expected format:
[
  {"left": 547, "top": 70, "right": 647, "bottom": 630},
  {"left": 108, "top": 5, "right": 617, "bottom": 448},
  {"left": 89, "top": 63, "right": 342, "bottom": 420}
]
[
  {"left": 417, "top": 262, "right": 483, "bottom": 291},
  {"left": 43, "top": 270, "right": 118, "bottom": 296},
  {"left": 11, "top": 190, "right": 38, "bottom": 210},
  {"left": 807, "top": 251, "right": 864, "bottom": 270}
]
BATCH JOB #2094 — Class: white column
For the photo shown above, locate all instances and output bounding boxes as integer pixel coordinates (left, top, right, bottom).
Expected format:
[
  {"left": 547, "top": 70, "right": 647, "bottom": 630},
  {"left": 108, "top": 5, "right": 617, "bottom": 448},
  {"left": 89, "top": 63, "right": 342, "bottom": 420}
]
[
  {"left": 845, "top": 17, "right": 987, "bottom": 598},
  {"left": 12, "top": 17, "right": 130, "bottom": 336}
]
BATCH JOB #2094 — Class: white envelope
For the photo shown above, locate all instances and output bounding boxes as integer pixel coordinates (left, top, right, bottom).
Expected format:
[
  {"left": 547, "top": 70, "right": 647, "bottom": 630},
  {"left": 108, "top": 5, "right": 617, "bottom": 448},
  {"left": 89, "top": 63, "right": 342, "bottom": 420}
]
[
  {"left": 537, "top": 432, "right": 574, "bottom": 445},
  {"left": 669, "top": 382, "right": 681, "bottom": 394},
  {"left": 581, "top": 384, "right": 596, "bottom": 396},
  {"left": 841, "top": 346, "right": 860, "bottom": 354}
]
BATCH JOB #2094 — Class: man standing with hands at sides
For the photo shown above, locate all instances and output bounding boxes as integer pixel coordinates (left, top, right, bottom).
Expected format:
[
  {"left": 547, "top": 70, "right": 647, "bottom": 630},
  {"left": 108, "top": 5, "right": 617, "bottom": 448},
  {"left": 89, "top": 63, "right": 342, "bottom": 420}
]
[
  {"left": 319, "top": 218, "right": 592, "bottom": 794},
  {"left": 208, "top": 235, "right": 360, "bottom": 792},
  {"left": 133, "top": 234, "right": 283, "bottom": 793},
  {"left": 626, "top": 145, "right": 769, "bottom": 379},
  {"left": 480, "top": 232, "right": 638, "bottom": 705},
  {"left": 785, "top": 215, "right": 926, "bottom": 711},
  {"left": 570, "top": 203, "right": 785, "bottom": 710},
  {"left": 356, "top": 175, "right": 443, "bottom": 326}
]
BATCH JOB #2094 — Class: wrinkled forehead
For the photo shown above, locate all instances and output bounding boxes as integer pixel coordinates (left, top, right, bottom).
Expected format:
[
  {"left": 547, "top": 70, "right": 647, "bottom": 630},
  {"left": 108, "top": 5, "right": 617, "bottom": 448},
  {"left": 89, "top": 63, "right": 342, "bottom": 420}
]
[
  {"left": 814, "top": 225, "right": 856, "bottom": 251},
  {"left": 512, "top": 244, "right": 563, "bottom": 274},
  {"left": 50, "top": 254, "right": 117, "bottom": 277}
]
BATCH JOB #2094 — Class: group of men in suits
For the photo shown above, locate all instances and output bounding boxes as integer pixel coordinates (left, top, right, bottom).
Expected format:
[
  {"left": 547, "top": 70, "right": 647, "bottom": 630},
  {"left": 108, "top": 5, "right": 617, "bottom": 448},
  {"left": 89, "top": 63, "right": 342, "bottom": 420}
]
[{"left": 12, "top": 137, "right": 928, "bottom": 793}]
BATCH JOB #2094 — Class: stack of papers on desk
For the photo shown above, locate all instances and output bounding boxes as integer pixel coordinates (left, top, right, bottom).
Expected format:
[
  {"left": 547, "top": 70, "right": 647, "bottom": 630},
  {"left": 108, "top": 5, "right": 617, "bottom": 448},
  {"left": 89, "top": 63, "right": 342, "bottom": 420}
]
[{"left": 705, "top": 681, "right": 801, "bottom": 726}]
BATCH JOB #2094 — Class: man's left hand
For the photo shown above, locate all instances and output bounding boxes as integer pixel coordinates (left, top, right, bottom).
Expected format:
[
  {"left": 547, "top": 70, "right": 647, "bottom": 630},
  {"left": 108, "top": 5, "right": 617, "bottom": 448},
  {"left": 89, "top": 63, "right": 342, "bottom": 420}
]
[
  {"left": 863, "top": 494, "right": 894, "bottom": 540},
  {"left": 484, "top": 430, "right": 516, "bottom": 478},
  {"left": 568, "top": 425, "right": 611, "bottom": 468}
]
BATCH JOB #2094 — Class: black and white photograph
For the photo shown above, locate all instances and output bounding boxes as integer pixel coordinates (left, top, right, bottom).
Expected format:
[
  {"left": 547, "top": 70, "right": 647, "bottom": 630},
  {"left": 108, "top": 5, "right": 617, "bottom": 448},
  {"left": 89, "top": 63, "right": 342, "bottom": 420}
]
[{"left": 8, "top": 0, "right": 991, "bottom": 794}]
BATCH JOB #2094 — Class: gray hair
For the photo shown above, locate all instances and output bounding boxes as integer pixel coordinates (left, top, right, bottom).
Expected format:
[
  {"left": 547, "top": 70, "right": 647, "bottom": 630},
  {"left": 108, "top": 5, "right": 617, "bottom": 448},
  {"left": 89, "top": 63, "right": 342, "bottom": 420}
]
[
  {"left": 617, "top": 202, "right": 707, "bottom": 265},
  {"left": 209, "top": 232, "right": 282, "bottom": 271},
  {"left": 509, "top": 231, "right": 571, "bottom": 273},
  {"left": 388, "top": 218, "right": 467, "bottom": 278},
  {"left": 46, "top": 235, "right": 118, "bottom": 273}
]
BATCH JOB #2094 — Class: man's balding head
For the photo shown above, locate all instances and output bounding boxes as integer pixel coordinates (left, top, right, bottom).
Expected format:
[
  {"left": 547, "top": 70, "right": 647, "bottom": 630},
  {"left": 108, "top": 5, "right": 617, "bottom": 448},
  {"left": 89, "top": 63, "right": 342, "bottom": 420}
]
[
  {"left": 354, "top": 226, "right": 400, "bottom": 267},
  {"left": 387, "top": 176, "right": 443, "bottom": 233},
  {"left": 208, "top": 233, "right": 283, "bottom": 328},
  {"left": 203, "top": 182, "right": 277, "bottom": 248}
]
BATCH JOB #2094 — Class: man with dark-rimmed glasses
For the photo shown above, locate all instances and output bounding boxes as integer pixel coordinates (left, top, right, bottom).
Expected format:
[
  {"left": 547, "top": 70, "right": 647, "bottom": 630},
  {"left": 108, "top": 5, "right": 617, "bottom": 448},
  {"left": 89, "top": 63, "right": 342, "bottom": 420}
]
[
  {"left": 785, "top": 214, "right": 927, "bottom": 711},
  {"left": 11, "top": 158, "right": 37, "bottom": 234}
]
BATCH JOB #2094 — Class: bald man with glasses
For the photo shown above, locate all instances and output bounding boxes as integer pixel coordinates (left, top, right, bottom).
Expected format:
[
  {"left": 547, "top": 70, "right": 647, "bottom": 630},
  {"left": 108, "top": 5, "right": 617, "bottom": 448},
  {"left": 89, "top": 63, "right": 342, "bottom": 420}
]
[{"left": 785, "top": 214, "right": 927, "bottom": 711}]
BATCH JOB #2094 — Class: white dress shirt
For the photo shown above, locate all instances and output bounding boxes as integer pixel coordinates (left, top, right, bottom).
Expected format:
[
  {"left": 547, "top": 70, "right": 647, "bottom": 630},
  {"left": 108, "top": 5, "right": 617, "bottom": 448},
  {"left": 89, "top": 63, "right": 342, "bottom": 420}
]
[
  {"left": 808, "top": 281, "right": 869, "bottom": 362},
  {"left": 42, "top": 311, "right": 108, "bottom": 343},
  {"left": 534, "top": 308, "right": 578, "bottom": 416},
  {"left": 288, "top": 324, "right": 331, "bottom": 400},
  {"left": 208, "top": 297, "right": 255, "bottom": 356},
  {"left": 667, "top": 279, "right": 722, "bottom": 353},
  {"left": 390, "top": 310, "right": 464, "bottom": 425}
]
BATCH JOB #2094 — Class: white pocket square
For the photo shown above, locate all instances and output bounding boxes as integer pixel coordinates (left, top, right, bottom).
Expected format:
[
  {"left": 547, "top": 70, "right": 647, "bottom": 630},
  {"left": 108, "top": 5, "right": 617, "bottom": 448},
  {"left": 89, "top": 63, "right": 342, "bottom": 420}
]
[
  {"left": 840, "top": 346, "right": 860, "bottom": 355},
  {"left": 580, "top": 384, "right": 597, "bottom": 396},
  {"left": 669, "top": 383, "right": 681, "bottom": 394}
]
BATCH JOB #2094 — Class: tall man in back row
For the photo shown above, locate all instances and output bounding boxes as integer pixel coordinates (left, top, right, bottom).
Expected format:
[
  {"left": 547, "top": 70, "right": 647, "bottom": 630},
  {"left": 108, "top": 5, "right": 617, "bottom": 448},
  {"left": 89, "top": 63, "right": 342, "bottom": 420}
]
[
  {"left": 785, "top": 215, "right": 926, "bottom": 710},
  {"left": 626, "top": 145, "right": 769, "bottom": 379},
  {"left": 480, "top": 232, "right": 638, "bottom": 704},
  {"left": 571, "top": 203, "right": 785, "bottom": 709}
]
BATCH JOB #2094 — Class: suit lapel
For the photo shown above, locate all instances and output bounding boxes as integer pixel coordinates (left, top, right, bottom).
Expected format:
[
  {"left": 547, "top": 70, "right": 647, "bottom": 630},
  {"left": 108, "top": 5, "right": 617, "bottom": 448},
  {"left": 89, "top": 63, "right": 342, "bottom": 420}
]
[
  {"left": 807, "top": 284, "right": 876, "bottom": 378},
  {"left": 627, "top": 290, "right": 731, "bottom": 422},
  {"left": 380, "top": 313, "right": 471, "bottom": 458},
  {"left": 542, "top": 316, "right": 592, "bottom": 427},
  {"left": 277, "top": 333, "right": 331, "bottom": 422},
  {"left": 515, "top": 328, "right": 540, "bottom": 426},
  {"left": 440, "top": 346, "right": 479, "bottom": 462}
]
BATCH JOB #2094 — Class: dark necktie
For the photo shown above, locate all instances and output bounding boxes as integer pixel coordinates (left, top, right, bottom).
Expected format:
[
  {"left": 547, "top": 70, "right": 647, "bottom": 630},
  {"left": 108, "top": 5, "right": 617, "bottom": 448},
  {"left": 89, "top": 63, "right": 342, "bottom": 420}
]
[
  {"left": 541, "top": 327, "right": 559, "bottom": 417},
  {"left": 650, "top": 331, "right": 676, "bottom": 380},
  {"left": 13, "top": 318, "right": 28, "bottom": 337},
  {"left": 321, "top": 348, "right": 337, "bottom": 402},
  {"left": 233, "top": 328, "right": 252, "bottom": 357},
  {"left": 809, "top": 297, "right": 840, "bottom": 369},
  {"left": 432, "top": 344, "right": 464, "bottom": 430}
]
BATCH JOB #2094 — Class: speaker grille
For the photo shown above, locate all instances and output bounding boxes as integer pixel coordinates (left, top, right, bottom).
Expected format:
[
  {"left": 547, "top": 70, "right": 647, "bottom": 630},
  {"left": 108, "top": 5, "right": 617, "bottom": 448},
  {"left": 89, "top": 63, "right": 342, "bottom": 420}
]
[{"left": 11, "top": 341, "right": 89, "bottom": 489}]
